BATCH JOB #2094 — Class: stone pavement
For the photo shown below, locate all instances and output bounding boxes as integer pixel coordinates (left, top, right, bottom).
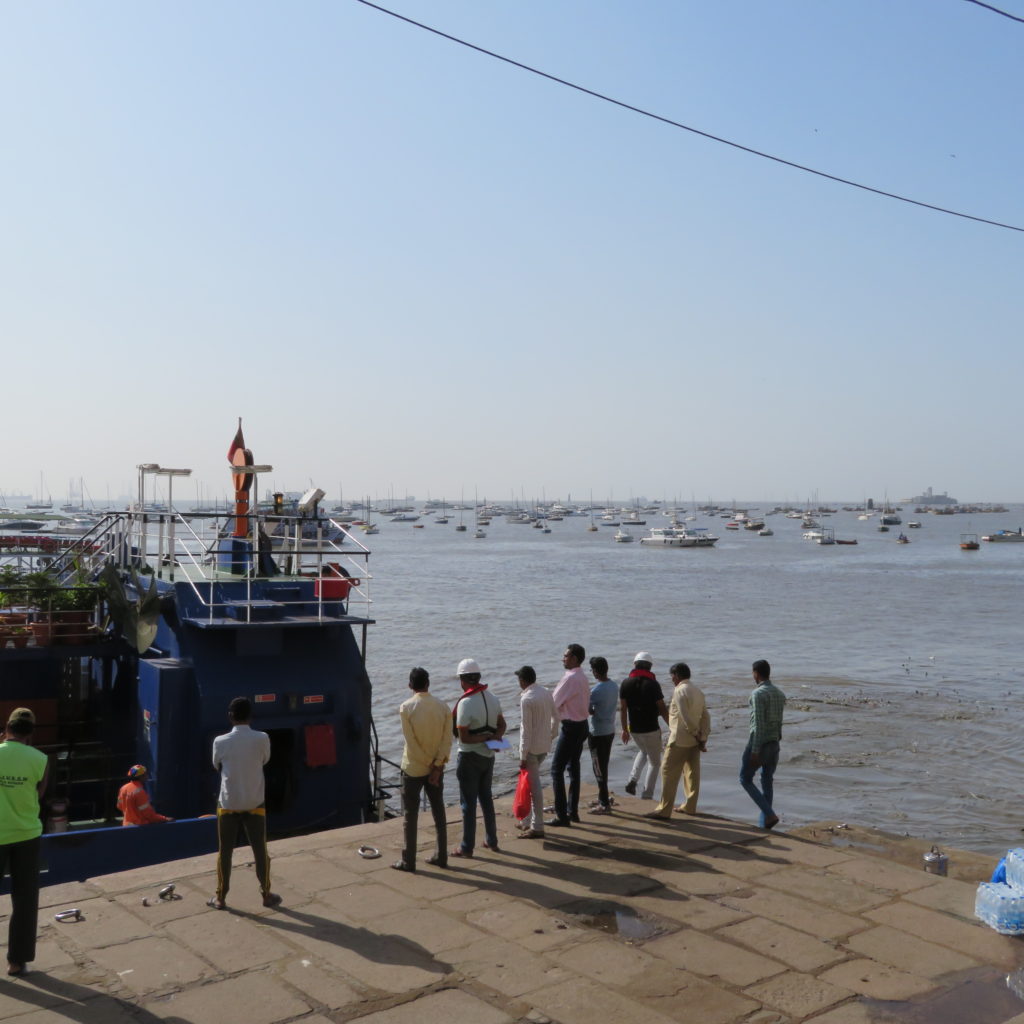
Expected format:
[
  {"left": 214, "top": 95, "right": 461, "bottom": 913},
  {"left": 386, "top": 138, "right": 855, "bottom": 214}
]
[{"left": 3, "top": 791, "right": 1024, "bottom": 1024}]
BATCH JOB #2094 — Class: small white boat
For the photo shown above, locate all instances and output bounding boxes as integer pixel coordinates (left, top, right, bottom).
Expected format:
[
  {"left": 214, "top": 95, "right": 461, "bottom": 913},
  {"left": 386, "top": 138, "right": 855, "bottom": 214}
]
[
  {"left": 474, "top": 528, "right": 486, "bottom": 538},
  {"left": 614, "top": 529, "right": 634, "bottom": 543},
  {"left": 758, "top": 527, "right": 774, "bottom": 537},
  {"left": 640, "top": 525, "right": 717, "bottom": 548}
]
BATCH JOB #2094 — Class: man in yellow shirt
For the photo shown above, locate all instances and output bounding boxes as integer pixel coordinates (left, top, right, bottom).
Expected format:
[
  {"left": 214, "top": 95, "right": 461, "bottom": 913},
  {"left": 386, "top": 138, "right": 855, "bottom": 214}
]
[
  {"left": 646, "top": 663, "right": 710, "bottom": 820},
  {"left": 0, "top": 708, "right": 49, "bottom": 976},
  {"left": 393, "top": 668, "right": 452, "bottom": 872}
]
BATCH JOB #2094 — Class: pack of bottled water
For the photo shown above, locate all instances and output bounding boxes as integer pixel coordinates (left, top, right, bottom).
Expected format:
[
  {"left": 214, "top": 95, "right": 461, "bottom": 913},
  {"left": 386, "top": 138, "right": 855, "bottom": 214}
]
[
  {"left": 975, "top": 879, "right": 1024, "bottom": 935},
  {"left": 1005, "top": 848, "right": 1024, "bottom": 889}
]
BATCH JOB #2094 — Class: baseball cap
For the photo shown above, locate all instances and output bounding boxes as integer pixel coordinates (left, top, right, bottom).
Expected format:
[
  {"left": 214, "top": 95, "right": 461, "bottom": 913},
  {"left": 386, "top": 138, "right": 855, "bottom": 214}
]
[
  {"left": 633, "top": 651, "right": 654, "bottom": 665},
  {"left": 7, "top": 708, "right": 35, "bottom": 726},
  {"left": 457, "top": 658, "right": 481, "bottom": 676}
]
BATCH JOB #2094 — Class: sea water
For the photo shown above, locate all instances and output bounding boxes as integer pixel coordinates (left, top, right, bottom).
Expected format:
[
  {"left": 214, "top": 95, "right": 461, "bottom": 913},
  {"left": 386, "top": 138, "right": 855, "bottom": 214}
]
[{"left": 358, "top": 507, "right": 1024, "bottom": 855}]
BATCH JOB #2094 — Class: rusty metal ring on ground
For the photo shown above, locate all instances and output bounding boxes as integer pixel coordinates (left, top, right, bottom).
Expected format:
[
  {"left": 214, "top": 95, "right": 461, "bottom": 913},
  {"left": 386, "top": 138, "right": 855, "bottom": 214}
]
[{"left": 357, "top": 844, "right": 380, "bottom": 859}]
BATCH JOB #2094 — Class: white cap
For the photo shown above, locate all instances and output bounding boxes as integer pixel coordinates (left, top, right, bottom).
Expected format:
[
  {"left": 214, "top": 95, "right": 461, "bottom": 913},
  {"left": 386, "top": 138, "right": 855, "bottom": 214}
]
[
  {"left": 457, "top": 658, "right": 481, "bottom": 676},
  {"left": 633, "top": 651, "right": 654, "bottom": 665}
]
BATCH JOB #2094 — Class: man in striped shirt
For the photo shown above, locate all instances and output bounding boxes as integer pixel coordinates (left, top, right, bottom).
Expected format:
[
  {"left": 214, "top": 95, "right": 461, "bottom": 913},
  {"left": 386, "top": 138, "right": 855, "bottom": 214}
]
[{"left": 740, "top": 659, "right": 786, "bottom": 830}]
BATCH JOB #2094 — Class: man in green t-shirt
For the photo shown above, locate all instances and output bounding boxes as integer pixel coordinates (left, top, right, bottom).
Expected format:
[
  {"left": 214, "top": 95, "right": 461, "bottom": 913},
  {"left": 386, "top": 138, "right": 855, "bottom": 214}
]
[{"left": 0, "top": 707, "right": 49, "bottom": 977}]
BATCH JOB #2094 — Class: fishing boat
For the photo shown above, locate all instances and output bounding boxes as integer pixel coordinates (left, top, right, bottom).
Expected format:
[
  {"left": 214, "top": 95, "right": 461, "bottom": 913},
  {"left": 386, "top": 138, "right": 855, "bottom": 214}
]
[
  {"left": 0, "top": 424, "right": 381, "bottom": 889},
  {"left": 960, "top": 534, "right": 980, "bottom": 550}
]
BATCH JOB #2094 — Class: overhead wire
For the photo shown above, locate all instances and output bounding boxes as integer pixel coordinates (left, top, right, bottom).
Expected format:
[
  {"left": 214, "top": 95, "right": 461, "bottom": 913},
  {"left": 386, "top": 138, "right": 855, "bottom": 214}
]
[
  {"left": 962, "top": 0, "right": 1024, "bottom": 24},
  {"left": 353, "top": 0, "right": 1024, "bottom": 234}
]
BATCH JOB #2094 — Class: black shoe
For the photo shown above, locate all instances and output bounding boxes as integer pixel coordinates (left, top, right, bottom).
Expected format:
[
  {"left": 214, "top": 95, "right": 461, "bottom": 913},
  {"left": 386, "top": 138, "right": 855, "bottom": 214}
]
[
  {"left": 624, "top": 780, "right": 637, "bottom": 795},
  {"left": 569, "top": 813, "right": 581, "bottom": 823},
  {"left": 545, "top": 817, "right": 571, "bottom": 827}
]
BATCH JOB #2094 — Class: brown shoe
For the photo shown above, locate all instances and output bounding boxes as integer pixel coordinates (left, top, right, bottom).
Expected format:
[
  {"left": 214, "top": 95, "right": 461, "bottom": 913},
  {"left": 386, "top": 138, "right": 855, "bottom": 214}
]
[{"left": 262, "top": 892, "right": 283, "bottom": 908}]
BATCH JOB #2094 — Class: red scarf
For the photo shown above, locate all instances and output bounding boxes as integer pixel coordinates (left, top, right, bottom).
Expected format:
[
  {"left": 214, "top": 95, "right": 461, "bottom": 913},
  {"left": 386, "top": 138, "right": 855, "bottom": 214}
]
[
  {"left": 628, "top": 669, "right": 657, "bottom": 682},
  {"left": 452, "top": 683, "right": 489, "bottom": 735}
]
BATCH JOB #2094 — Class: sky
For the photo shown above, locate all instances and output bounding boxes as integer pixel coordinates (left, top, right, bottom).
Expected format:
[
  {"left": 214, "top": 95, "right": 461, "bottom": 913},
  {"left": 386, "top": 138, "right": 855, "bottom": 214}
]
[{"left": 2, "top": 1, "right": 1022, "bottom": 507}]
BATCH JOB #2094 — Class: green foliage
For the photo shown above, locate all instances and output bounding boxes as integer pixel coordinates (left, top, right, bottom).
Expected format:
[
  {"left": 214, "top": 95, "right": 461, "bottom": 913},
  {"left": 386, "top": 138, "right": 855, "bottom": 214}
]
[{"left": 100, "top": 563, "right": 161, "bottom": 653}]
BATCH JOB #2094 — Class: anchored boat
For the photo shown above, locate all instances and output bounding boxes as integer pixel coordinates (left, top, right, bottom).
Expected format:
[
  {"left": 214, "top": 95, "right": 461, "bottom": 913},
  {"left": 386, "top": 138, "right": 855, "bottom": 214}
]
[{"left": 0, "top": 426, "right": 382, "bottom": 888}]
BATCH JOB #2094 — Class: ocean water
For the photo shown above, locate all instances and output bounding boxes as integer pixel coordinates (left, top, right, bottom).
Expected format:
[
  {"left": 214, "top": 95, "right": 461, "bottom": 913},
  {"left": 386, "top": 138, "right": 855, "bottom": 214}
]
[{"left": 359, "top": 509, "right": 1024, "bottom": 857}]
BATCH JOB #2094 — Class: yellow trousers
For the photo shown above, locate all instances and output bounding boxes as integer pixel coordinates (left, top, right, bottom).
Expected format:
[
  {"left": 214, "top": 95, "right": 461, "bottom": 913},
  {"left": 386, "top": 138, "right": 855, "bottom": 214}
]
[{"left": 653, "top": 743, "right": 701, "bottom": 816}]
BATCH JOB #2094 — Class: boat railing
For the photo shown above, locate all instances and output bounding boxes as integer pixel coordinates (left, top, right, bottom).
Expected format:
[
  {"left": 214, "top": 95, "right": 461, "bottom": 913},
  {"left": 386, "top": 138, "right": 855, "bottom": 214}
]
[
  {"left": 369, "top": 716, "right": 402, "bottom": 822},
  {"left": 48, "top": 508, "right": 373, "bottom": 624}
]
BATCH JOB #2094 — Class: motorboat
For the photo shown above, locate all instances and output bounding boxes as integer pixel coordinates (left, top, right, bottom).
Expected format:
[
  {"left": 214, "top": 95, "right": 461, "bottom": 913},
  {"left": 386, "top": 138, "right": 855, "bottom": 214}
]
[
  {"left": 614, "top": 529, "right": 634, "bottom": 543},
  {"left": 757, "top": 527, "right": 773, "bottom": 536},
  {"left": 907, "top": 521, "right": 922, "bottom": 529},
  {"left": 982, "top": 529, "right": 1024, "bottom": 542},
  {"left": 639, "top": 525, "right": 717, "bottom": 548},
  {"left": 960, "top": 533, "right": 980, "bottom": 550}
]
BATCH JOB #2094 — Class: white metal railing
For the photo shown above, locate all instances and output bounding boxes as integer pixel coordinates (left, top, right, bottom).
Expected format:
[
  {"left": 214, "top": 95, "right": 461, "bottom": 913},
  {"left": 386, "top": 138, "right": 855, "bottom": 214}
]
[{"left": 61, "top": 509, "right": 373, "bottom": 623}]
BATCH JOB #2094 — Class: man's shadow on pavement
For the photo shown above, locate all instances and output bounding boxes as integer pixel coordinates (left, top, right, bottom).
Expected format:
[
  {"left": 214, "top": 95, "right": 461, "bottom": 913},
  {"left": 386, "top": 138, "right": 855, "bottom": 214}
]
[
  {"left": 3, "top": 971, "right": 189, "bottom": 1024},
  {"left": 231, "top": 904, "right": 451, "bottom": 976}
]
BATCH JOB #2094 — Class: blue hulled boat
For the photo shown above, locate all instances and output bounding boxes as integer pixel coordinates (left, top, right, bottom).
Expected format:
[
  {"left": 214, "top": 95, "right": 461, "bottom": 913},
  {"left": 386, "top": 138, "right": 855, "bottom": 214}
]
[{"left": 0, "top": 425, "right": 381, "bottom": 888}]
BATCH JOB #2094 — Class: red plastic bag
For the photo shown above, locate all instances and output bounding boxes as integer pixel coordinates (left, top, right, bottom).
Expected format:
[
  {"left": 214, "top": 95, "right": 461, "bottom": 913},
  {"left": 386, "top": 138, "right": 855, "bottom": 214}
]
[{"left": 512, "top": 767, "right": 532, "bottom": 820}]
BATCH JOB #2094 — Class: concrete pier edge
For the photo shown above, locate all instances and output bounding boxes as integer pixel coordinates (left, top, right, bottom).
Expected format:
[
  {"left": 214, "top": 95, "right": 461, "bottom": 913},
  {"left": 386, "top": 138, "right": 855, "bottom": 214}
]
[{"left": 4, "top": 787, "right": 1023, "bottom": 1024}]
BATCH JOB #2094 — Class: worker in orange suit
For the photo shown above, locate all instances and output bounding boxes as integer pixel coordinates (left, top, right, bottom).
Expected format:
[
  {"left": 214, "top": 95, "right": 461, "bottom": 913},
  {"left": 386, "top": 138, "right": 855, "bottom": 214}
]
[{"left": 117, "top": 765, "right": 173, "bottom": 825}]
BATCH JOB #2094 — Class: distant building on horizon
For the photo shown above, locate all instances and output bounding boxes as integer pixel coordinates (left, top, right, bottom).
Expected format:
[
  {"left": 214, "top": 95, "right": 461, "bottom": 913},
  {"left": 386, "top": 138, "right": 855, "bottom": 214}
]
[{"left": 901, "top": 487, "right": 957, "bottom": 505}]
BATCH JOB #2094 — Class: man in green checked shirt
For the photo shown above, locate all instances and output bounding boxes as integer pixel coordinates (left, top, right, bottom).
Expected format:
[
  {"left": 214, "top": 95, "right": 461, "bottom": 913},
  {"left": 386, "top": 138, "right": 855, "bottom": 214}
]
[{"left": 740, "top": 660, "right": 786, "bottom": 830}]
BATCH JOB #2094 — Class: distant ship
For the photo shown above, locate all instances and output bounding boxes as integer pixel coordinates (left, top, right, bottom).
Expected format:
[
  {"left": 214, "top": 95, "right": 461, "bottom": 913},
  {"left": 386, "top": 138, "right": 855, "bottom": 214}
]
[{"left": 900, "top": 487, "right": 957, "bottom": 505}]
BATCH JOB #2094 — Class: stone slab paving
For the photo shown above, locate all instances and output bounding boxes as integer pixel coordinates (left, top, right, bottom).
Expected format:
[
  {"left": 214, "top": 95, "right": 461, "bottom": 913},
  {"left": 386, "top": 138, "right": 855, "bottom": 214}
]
[{"left": 0, "top": 793, "right": 1021, "bottom": 1023}]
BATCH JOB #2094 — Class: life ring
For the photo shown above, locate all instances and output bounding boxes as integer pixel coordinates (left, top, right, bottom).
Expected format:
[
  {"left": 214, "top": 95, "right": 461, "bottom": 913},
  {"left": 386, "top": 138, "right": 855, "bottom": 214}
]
[{"left": 357, "top": 844, "right": 380, "bottom": 859}]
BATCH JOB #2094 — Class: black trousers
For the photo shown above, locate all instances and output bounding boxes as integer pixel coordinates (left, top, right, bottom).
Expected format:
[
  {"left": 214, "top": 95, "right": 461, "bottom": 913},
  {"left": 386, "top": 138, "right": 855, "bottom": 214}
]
[
  {"left": 0, "top": 837, "right": 40, "bottom": 965},
  {"left": 588, "top": 733, "right": 614, "bottom": 807},
  {"left": 216, "top": 809, "right": 270, "bottom": 899},
  {"left": 401, "top": 771, "right": 447, "bottom": 868},
  {"left": 551, "top": 719, "right": 590, "bottom": 821}
]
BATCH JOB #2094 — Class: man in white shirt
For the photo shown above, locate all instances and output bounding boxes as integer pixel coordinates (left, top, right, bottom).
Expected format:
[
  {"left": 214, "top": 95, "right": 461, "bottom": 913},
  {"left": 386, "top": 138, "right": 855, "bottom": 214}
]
[
  {"left": 646, "top": 663, "right": 710, "bottom": 820},
  {"left": 516, "top": 666, "right": 558, "bottom": 839},
  {"left": 209, "top": 697, "right": 281, "bottom": 910}
]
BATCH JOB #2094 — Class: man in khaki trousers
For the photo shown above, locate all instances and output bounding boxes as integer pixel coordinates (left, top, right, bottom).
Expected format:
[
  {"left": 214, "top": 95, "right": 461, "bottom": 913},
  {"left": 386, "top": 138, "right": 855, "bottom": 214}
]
[{"left": 645, "top": 663, "right": 710, "bottom": 820}]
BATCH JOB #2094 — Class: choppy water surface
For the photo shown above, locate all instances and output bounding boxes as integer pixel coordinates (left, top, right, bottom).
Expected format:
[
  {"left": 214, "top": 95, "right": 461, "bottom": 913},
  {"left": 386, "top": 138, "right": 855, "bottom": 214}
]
[{"left": 359, "top": 509, "right": 1024, "bottom": 856}]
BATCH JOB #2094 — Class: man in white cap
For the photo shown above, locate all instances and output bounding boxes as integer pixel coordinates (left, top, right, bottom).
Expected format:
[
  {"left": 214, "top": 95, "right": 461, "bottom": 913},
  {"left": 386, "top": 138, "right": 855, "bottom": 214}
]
[
  {"left": 619, "top": 652, "right": 668, "bottom": 800},
  {"left": 451, "top": 658, "right": 506, "bottom": 857}
]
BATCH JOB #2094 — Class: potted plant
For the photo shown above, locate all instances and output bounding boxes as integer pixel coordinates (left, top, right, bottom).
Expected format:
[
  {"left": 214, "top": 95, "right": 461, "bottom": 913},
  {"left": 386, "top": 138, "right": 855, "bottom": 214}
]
[{"left": 50, "top": 585, "right": 101, "bottom": 643}]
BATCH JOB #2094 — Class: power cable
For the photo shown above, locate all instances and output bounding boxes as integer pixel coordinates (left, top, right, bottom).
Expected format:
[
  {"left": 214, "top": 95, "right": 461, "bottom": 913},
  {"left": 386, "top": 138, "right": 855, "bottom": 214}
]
[
  {"left": 962, "top": 0, "right": 1024, "bottom": 24},
  {"left": 353, "top": 0, "right": 1024, "bottom": 234}
]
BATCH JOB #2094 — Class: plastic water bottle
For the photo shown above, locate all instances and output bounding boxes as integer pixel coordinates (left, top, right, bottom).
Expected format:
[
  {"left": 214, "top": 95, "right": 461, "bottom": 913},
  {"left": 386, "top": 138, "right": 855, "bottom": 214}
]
[
  {"left": 1005, "top": 848, "right": 1024, "bottom": 889},
  {"left": 1007, "top": 968, "right": 1024, "bottom": 1002},
  {"left": 975, "top": 882, "right": 1024, "bottom": 935}
]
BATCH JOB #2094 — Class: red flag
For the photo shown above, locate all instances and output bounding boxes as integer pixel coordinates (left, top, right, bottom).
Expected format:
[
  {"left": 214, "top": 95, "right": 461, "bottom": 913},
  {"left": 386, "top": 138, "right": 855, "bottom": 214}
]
[{"left": 227, "top": 420, "right": 244, "bottom": 463}]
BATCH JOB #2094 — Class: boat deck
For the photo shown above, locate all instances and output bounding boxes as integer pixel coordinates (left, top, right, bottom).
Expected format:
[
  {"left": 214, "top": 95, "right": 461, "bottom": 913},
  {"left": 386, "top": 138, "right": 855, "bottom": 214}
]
[{"left": 11, "top": 787, "right": 1022, "bottom": 1024}]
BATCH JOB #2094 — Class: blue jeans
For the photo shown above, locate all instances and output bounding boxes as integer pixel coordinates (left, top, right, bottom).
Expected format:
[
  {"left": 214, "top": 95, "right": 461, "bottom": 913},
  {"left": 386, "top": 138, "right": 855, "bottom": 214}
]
[
  {"left": 551, "top": 719, "right": 589, "bottom": 822},
  {"left": 740, "top": 739, "right": 779, "bottom": 826},
  {"left": 456, "top": 751, "right": 497, "bottom": 853}
]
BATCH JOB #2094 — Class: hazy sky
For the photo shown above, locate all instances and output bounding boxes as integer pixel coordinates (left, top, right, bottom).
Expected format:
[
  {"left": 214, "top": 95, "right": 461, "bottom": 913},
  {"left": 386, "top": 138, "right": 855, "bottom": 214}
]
[{"left": 3, "top": 1, "right": 1021, "bottom": 506}]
